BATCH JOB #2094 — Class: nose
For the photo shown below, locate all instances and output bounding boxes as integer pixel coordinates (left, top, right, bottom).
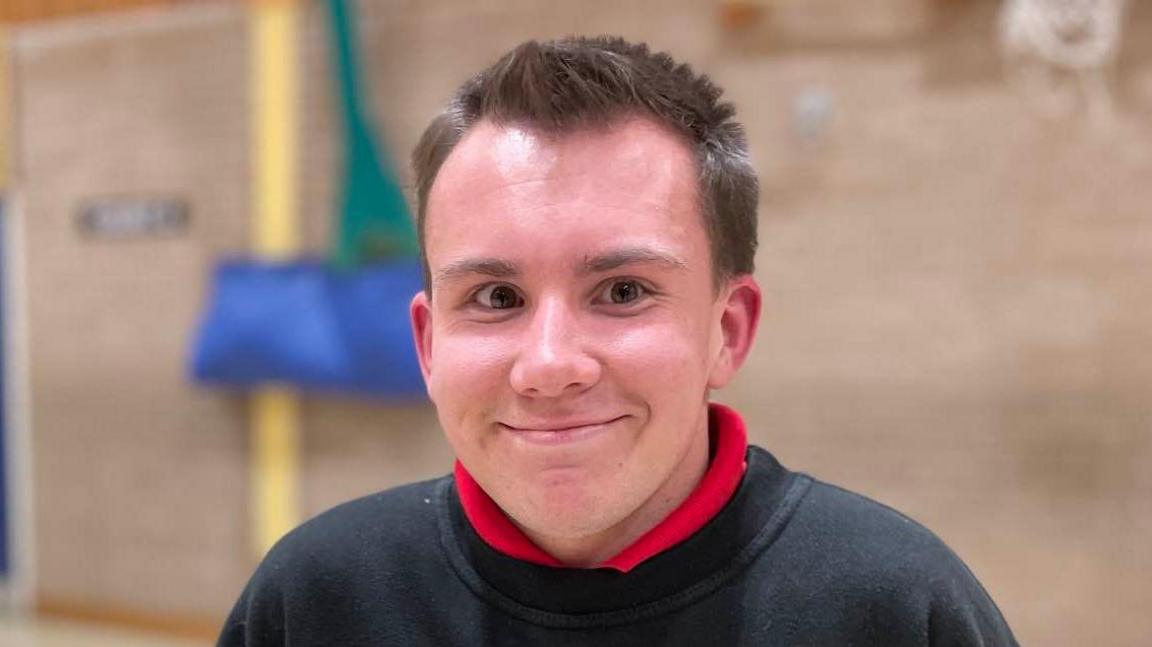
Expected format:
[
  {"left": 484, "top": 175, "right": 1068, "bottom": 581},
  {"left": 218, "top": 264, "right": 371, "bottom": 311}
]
[{"left": 509, "top": 297, "right": 601, "bottom": 398}]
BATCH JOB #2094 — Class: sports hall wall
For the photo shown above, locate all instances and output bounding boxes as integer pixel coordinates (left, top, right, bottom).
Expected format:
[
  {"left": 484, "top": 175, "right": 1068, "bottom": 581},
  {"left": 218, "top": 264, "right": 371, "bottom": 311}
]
[{"left": 3, "top": 1, "right": 1150, "bottom": 644}]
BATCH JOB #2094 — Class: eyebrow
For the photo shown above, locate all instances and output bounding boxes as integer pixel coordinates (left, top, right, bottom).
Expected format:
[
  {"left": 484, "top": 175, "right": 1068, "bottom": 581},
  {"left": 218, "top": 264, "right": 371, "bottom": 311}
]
[
  {"left": 580, "top": 247, "right": 688, "bottom": 274},
  {"left": 432, "top": 246, "right": 688, "bottom": 289},
  {"left": 433, "top": 257, "right": 518, "bottom": 288}
]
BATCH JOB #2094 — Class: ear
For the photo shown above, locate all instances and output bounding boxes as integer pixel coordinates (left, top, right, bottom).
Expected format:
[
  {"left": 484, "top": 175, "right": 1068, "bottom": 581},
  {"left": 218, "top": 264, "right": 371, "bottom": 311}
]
[
  {"left": 707, "top": 275, "right": 762, "bottom": 390},
  {"left": 410, "top": 291, "right": 434, "bottom": 391}
]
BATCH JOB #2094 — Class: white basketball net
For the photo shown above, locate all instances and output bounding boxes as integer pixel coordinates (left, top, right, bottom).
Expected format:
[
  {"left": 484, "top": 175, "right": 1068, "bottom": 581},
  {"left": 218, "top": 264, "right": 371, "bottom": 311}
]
[
  {"left": 999, "top": 0, "right": 1128, "bottom": 70},
  {"left": 998, "top": 0, "right": 1129, "bottom": 125}
]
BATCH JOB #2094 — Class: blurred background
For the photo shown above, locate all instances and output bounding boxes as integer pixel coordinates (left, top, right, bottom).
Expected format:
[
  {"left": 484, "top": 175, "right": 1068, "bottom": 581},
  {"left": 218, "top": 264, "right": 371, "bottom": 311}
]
[{"left": 0, "top": 0, "right": 1150, "bottom": 645}]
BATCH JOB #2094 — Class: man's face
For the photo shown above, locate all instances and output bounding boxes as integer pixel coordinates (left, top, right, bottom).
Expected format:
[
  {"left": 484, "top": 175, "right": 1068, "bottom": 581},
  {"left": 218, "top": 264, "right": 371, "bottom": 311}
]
[{"left": 411, "top": 118, "right": 753, "bottom": 547}]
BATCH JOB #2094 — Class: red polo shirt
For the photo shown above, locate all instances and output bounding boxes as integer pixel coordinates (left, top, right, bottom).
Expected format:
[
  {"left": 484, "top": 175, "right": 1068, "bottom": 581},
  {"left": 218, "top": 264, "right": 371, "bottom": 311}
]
[{"left": 453, "top": 403, "right": 748, "bottom": 572}]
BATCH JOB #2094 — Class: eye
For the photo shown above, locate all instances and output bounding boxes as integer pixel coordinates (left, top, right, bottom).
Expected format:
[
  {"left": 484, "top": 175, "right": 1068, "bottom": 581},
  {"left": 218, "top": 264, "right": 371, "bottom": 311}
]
[
  {"left": 473, "top": 284, "right": 524, "bottom": 310},
  {"left": 601, "top": 279, "right": 646, "bottom": 305}
]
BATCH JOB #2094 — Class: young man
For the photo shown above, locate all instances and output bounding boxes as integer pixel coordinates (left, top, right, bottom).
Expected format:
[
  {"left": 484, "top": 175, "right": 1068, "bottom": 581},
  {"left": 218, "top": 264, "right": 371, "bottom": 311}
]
[{"left": 220, "top": 37, "right": 1017, "bottom": 646}]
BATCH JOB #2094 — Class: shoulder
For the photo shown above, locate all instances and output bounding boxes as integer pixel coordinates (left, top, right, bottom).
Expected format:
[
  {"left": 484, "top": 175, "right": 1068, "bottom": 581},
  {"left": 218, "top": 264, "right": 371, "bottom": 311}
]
[
  {"left": 255, "top": 475, "right": 450, "bottom": 583},
  {"left": 219, "top": 476, "right": 455, "bottom": 645},
  {"left": 764, "top": 464, "right": 1016, "bottom": 643},
  {"left": 296, "top": 476, "right": 446, "bottom": 542},
  {"left": 744, "top": 446, "right": 968, "bottom": 583},
  {"left": 801, "top": 478, "right": 951, "bottom": 557},
  {"left": 788, "top": 475, "right": 976, "bottom": 588}
]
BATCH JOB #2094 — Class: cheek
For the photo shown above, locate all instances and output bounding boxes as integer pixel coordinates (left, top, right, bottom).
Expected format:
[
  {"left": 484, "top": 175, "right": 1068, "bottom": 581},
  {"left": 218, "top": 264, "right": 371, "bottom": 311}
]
[
  {"left": 427, "top": 331, "right": 511, "bottom": 406},
  {"left": 428, "top": 333, "right": 515, "bottom": 458},
  {"left": 598, "top": 318, "right": 714, "bottom": 394}
]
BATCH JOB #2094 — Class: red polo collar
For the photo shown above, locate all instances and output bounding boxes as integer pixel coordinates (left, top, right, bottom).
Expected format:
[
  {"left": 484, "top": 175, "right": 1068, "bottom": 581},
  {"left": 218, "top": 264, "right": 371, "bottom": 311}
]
[{"left": 453, "top": 403, "right": 749, "bottom": 572}]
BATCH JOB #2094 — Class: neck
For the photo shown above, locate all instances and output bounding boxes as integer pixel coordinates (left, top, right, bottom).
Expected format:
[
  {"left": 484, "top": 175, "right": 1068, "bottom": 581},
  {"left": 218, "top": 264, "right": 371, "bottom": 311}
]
[{"left": 515, "top": 410, "right": 713, "bottom": 568}]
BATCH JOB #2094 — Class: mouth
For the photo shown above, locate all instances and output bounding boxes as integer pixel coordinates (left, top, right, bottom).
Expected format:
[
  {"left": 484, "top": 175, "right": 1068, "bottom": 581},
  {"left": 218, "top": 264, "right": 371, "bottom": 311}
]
[{"left": 499, "top": 415, "right": 628, "bottom": 445}]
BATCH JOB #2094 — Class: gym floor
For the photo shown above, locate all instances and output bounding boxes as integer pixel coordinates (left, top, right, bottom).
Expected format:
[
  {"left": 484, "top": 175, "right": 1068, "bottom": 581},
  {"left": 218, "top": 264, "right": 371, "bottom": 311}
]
[{"left": 0, "top": 615, "right": 211, "bottom": 647}]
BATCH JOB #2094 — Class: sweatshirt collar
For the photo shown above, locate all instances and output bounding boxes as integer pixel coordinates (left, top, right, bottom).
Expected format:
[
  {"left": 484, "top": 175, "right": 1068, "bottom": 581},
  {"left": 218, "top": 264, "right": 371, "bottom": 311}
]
[{"left": 453, "top": 402, "right": 748, "bottom": 572}]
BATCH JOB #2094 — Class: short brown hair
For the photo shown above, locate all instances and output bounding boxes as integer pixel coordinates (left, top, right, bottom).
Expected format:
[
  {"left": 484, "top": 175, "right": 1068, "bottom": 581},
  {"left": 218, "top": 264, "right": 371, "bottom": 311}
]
[{"left": 412, "top": 36, "right": 758, "bottom": 289}]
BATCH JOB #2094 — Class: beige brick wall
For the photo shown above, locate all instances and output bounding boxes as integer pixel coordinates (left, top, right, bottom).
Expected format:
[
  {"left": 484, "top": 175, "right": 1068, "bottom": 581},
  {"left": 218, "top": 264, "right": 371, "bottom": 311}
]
[
  {"left": 12, "top": 3, "right": 252, "bottom": 622},
  {"left": 8, "top": 0, "right": 1152, "bottom": 643}
]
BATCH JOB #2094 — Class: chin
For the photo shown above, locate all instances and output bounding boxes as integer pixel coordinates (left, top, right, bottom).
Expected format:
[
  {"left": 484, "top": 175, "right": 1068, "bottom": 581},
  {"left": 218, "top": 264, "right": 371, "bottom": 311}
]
[
  {"left": 514, "top": 506, "right": 617, "bottom": 542},
  {"left": 504, "top": 480, "right": 626, "bottom": 539}
]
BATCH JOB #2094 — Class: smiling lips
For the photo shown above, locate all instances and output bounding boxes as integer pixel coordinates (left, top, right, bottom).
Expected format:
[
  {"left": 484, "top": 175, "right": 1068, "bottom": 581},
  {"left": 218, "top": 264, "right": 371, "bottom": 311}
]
[{"left": 500, "top": 416, "right": 627, "bottom": 444}]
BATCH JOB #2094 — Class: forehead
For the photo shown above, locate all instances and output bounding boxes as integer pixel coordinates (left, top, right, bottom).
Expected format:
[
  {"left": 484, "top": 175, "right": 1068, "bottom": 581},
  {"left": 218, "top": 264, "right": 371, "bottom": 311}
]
[
  {"left": 431, "top": 117, "right": 696, "bottom": 199},
  {"left": 424, "top": 118, "right": 708, "bottom": 277}
]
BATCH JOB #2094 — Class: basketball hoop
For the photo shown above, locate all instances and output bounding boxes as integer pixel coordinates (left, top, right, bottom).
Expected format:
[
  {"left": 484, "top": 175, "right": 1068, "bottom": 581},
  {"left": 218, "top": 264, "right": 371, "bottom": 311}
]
[{"left": 998, "top": 0, "right": 1129, "bottom": 126}]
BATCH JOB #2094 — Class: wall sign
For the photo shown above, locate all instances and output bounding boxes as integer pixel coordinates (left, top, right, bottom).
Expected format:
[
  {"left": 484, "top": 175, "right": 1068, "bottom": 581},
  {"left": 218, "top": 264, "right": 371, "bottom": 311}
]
[{"left": 78, "top": 197, "right": 189, "bottom": 239}]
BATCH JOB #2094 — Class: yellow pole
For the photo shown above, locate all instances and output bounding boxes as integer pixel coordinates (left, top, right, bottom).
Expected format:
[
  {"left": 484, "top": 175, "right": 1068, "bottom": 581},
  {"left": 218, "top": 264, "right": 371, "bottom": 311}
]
[
  {"left": 252, "top": 0, "right": 299, "bottom": 260},
  {"left": 249, "top": 0, "right": 301, "bottom": 557},
  {"left": 0, "top": 26, "right": 9, "bottom": 188}
]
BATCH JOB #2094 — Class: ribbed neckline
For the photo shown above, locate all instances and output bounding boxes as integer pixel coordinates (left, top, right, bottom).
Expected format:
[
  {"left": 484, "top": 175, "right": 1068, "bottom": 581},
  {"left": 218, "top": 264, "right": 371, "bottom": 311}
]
[{"left": 437, "top": 443, "right": 812, "bottom": 625}]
